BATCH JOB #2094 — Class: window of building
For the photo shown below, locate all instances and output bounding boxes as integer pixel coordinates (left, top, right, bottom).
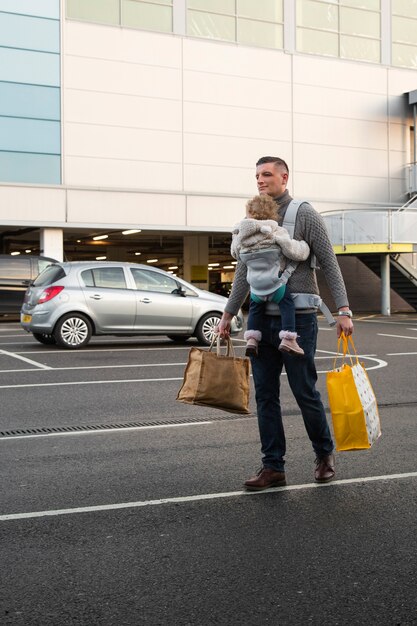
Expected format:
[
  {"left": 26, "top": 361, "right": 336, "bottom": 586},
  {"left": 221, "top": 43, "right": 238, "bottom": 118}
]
[
  {"left": 296, "top": 0, "right": 381, "bottom": 63},
  {"left": 66, "top": 0, "right": 173, "bottom": 33},
  {"left": 392, "top": 0, "right": 417, "bottom": 69},
  {"left": 187, "top": 0, "right": 284, "bottom": 50},
  {"left": 66, "top": 0, "right": 120, "bottom": 25}
]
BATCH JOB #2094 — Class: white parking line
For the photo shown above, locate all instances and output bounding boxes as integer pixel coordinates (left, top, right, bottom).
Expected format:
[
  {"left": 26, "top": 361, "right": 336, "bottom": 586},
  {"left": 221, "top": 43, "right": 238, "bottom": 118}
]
[
  {"left": 1, "top": 472, "right": 416, "bottom": 522},
  {"left": 0, "top": 376, "right": 184, "bottom": 389},
  {"left": 0, "top": 355, "right": 388, "bottom": 388},
  {"left": 378, "top": 333, "right": 417, "bottom": 340},
  {"left": 0, "top": 362, "right": 186, "bottom": 374},
  {"left": 0, "top": 349, "right": 51, "bottom": 370}
]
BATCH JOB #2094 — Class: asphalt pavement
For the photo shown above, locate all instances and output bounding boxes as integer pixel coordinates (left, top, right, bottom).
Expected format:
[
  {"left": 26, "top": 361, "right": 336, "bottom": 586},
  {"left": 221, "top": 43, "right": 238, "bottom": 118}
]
[{"left": 0, "top": 315, "right": 416, "bottom": 626}]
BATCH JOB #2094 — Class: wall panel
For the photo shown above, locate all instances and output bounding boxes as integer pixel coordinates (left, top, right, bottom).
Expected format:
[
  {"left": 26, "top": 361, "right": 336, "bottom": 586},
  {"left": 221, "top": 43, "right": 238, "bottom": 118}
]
[
  {"left": 0, "top": 11, "right": 59, "bottom": 52},
  {"left": 0, "top": 185, "right": 65, "bottom": 222},
  {"left": 294, "top": 172, "right": 390, "bottom": 204},
  {"left": 65, "top": 157, "right": 182, "bottom": 191},
  {"left": 183, "top": 37, "right": 291, "bottom": 81},
  {"left": 65, "top": 90, "right": 181, "bottom": 131},
  {"left": 67, "top": 190, "right": 186, "bottom": 226},
  {"left": 65, "top": 124, "right": 181, "bottom": 162},
  {"left": 184, "top": 134, "right": 292, "bottom": 168},
  {"left": 65, "top": 20, "right": 180, "bottom": 67},
  {"left": 184, "top": 70, "right": 291, "bottom": 111},
  {"left": 0, "top": 82, "right": 60, "bottom": 120},
  {"left": 64, "top": 55, "right": 181, "bottom": 99},
  {"left": 186, "top": 196, "right": 247, "bottom": 228},
  {"left": 294, "top": 114, "right": 388, "bottom": 150},
  {"left": 184, "top": 164, "right": 254, "bottom": 195},
  {"left": 184, "top": 102, "right": 290, "bottom": 139}
]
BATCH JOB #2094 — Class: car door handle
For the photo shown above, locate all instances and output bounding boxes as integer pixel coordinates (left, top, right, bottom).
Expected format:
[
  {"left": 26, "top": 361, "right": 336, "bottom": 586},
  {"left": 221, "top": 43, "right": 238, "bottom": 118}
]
[
  {"left": 140, "top": 298, "right": 152, "bottom": 303},
  {"left": 90, "top": 294, "right": 103, "bottom": 300}
]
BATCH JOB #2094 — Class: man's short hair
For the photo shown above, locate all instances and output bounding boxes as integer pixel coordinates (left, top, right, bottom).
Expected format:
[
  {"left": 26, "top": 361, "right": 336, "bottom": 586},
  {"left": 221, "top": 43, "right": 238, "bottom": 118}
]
[{"left": 256, "top": 156, "right": 289, "bottom": 174}]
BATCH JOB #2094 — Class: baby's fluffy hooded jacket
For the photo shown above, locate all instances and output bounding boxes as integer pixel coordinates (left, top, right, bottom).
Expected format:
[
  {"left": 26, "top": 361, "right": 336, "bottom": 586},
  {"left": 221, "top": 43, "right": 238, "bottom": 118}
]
[{"left": 230, "top": 218, "right": 310, "bottom": 297}]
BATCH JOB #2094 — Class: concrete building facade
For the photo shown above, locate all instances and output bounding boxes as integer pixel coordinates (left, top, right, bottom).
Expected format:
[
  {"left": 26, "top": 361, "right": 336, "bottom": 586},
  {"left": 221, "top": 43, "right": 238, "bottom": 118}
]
[{"left": 0, "top": 0, "right": 416, "bottom": 307}]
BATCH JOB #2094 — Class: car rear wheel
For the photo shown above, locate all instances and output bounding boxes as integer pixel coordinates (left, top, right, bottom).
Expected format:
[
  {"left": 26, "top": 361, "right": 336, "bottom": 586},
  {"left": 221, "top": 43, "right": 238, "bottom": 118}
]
[
  {"left": 194, "top": 312, "right": 221, "bottom": 346},
  {"left": 33, "top": 333, "right": 56, "bottom": 345},
  {"left": 53, "top": 313, "right": 92, "bottom": 349},
  {"left": 167, "top": 335, "right": 191, "bottom": 343}
]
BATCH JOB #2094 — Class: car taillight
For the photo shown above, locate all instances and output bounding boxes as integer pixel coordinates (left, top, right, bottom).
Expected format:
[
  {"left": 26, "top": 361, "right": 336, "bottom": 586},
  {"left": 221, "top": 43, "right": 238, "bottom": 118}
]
[{"left": 37, "top": 286, "right": 64, "bottom": 304}]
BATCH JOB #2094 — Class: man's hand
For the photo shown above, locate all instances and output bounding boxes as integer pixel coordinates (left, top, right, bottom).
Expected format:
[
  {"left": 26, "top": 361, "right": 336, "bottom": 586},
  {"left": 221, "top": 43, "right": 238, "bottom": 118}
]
[
  {"left": 216, "top": 311, "right": 233, "bottom": 338},
  {"left": 336, "top": 314, "right": 353, "bottom": 338}
]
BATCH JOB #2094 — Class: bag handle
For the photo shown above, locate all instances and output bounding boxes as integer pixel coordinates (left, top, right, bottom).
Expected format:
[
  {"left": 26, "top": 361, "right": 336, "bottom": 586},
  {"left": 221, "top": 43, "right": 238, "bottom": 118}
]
[
  {"left": 333, "top": 332, "right": 359, "bottom": 369},
  {"left": 208, "top": 334, "right": 236, "bottom": 357}
]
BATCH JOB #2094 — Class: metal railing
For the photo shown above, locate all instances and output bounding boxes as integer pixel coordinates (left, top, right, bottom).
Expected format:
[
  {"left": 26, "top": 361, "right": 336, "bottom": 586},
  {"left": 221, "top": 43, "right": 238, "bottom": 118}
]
[
  {"left": 322, "top": 206, "right": 417, "bottom": 248},
  {"left": 407, "top": 163, "right": 417, "bottom": 195}
]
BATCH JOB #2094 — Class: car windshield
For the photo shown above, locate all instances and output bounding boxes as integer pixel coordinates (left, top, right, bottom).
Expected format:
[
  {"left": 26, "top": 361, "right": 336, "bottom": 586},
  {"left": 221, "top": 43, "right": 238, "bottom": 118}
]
[{"left": 33, "top": 264, "right": 66, "bottom": 287}]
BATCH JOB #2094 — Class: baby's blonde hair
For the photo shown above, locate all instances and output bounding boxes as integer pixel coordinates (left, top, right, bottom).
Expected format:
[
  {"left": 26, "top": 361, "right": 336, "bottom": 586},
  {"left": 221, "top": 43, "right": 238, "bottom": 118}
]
[{"left": 246, "top": 195, "right": 277, "bottom": 220}]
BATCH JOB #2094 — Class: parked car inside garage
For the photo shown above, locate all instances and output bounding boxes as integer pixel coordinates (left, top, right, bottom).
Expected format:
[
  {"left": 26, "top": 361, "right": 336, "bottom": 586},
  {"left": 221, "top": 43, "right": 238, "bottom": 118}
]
[
  {"left": 20, "top": 261, "right": 243, "bottom": 348},
  {"left": 0, "top": 254, "right": 57, "bottom": 316}
]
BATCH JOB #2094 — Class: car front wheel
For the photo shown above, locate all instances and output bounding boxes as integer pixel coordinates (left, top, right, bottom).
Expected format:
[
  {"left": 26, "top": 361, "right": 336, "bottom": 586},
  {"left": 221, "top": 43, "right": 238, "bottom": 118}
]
[
  {"left": 53, "top": 313, "right": 92, "bottom": 349},
  {"left": 194, "top": 312, "right": 221, "bottom": 346},
  {"left": 33, "top": 333, "right": 57, "bottom": 346}
]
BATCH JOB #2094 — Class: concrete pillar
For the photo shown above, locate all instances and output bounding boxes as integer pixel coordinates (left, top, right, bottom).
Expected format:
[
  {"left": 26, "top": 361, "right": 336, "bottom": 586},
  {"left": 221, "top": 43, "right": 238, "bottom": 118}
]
[
  {"left": 40, "top": 228, "right": 64, "bottom": 262},
  {"left": 381, "top": 254, "right": 391, "bottom": 316},
  {"left": 183, "top": 235, "right": 209, "bottom": 290}
]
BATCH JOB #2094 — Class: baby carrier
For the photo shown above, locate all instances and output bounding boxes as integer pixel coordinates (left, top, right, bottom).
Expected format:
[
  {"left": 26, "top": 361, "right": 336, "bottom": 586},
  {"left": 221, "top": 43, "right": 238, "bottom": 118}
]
[{"left": 264, "top": 199, "right": 336, "bottom": 326}]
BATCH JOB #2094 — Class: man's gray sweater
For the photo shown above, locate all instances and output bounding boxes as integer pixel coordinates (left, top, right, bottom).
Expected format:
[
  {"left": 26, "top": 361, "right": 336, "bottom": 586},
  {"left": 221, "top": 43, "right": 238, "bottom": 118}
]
[{"left": 225, "top": 190, "right": 349, "bottom": 316}]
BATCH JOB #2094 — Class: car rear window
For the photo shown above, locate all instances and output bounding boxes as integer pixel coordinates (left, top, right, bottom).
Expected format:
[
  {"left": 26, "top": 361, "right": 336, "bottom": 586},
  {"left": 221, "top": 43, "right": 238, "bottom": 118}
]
[
  {"left": 33, "top": 264, "right": 66, "bottom": 287},
  {"left": 36, "top": 259, "right": 55, "bottom": 275}
]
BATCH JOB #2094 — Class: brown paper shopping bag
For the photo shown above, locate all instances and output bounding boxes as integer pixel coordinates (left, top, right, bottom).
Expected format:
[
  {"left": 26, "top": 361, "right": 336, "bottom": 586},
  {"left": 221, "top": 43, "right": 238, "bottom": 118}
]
[{"left": 177, "top": 335, "right": 251, "bottom": 414}]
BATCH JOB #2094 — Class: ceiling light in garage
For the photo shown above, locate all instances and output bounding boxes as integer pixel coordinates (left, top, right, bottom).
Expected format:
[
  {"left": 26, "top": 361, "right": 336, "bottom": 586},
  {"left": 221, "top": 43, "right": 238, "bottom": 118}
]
[
  {"left": 147, "top": 259, "right": 158, "bottom": 263},
  {"left": 96, "top": 255, "right": 107, "bottom": 260},
  {"left": 10, "top": 251, "right": 20, "bottom": 256},
  {"left": 168, "top": 265, "right": 178, "bottom": 270},
  {"left": 122, "top": 229, "right": 141, "bottom": 235},
  {"left": 223, "top": 265, "right": 234, "bottom": 269},
  {"left": 93, "top": 234, "right": 108, "bottom": 241},
  {"left": 25, "top": 249, "right": 32, "bottom": 253},
  {"left": 208, "top": 262, "right": 219, "bottom": 267},
  {"left": 134, "top": 252, "right": 141, "bottom": 256}
]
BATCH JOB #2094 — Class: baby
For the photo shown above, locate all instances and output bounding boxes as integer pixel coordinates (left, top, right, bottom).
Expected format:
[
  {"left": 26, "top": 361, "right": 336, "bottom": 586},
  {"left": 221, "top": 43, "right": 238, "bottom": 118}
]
[{"left": 231, "top": 195, "right": 310, "bottom": 356}]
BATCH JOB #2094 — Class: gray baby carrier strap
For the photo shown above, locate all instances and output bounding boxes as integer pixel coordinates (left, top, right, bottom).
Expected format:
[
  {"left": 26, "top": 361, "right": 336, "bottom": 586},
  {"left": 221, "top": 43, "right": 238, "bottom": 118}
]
[
  {"left": 283, "top": 200, "right": 317, "bottom": 269},
  {"left": 281, "top": 199, "right": 336, "bottom": 327}
]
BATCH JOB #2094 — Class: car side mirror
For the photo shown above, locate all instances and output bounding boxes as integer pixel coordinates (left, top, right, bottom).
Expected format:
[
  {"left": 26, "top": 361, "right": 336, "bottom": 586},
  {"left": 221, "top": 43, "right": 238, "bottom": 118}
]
[{"left": 172, "top": 287, "right": 186, "bottom": 296}]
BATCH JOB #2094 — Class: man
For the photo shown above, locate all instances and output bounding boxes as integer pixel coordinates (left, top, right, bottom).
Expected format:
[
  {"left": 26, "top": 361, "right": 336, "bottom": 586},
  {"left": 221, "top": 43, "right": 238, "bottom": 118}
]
[{"left": 217, "top": 156, "right": 353, "bottom": 490}]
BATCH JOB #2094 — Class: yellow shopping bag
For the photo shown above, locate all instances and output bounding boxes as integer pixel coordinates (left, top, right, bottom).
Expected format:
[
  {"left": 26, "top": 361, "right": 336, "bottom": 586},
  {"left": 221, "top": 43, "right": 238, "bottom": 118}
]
[{"left": 326, "top": 334, "right": 381, "bottom": 451}]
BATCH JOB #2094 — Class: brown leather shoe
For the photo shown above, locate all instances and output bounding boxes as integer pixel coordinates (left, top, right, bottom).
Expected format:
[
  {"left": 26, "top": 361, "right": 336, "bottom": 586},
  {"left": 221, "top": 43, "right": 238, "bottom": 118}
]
[
  {"left": 244, "top": 467, "right": 287, "bottom": 491},
  {"left": 314, "top": 454, "right": 335, "bottom": 483}
]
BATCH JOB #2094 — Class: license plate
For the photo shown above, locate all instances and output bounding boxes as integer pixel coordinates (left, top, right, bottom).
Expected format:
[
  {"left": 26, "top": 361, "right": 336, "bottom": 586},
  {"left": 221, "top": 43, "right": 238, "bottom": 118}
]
[{"left": 21, "top": 314, "right": 32, "bottom": 323}]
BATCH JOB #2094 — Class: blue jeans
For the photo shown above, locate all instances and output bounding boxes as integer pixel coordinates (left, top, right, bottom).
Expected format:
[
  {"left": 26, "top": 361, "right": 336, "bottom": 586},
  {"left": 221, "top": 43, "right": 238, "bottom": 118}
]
[
  {"left": 250, "top": 313, "right": 334, "bottom": 472},
  {"left": 248, "top": 284, "right": 296, "bottom": 334}
]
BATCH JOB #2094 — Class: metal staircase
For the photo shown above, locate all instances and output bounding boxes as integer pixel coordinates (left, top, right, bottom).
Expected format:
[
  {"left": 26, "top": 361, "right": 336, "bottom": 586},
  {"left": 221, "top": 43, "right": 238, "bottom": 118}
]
[
  {"left": 322, "top": 197, "right": 417, "bottom": 313},
  {"left": 356, "top": 253, "right": 417, "bottom": 311}
]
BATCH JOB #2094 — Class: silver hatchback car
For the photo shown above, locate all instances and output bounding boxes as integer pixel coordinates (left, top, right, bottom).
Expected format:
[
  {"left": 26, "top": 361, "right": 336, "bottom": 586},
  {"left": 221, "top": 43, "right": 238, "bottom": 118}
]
[{"left": 20, "top": 261, "right": 243, "bottom": 349}]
